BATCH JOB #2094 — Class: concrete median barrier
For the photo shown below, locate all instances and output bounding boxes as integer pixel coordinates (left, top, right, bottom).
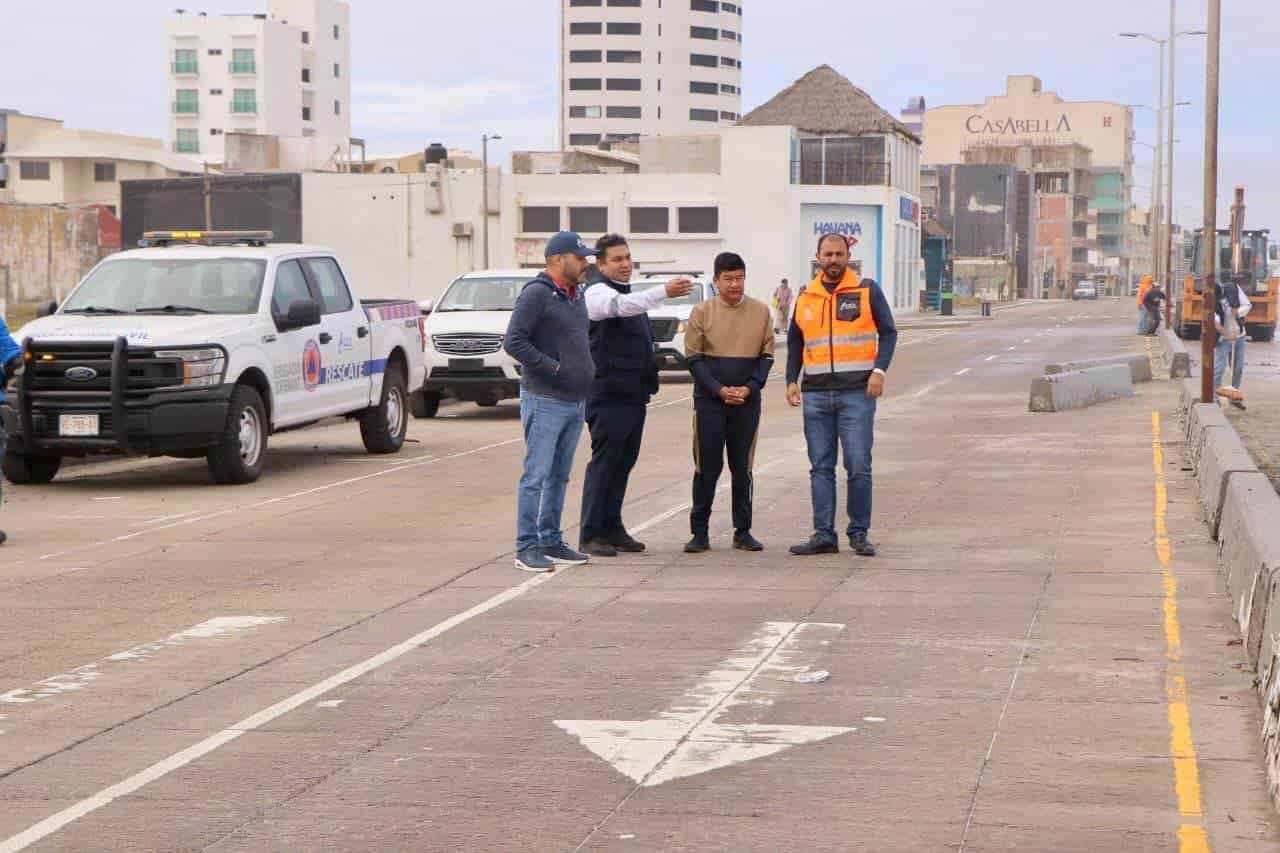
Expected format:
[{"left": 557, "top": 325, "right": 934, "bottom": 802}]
[
  {"left": 1046, "top": 354, "right": 1154, "bottom": 384},
  {"left": 1185, "top": 402, "right": 1229, "bottom": 468},
  {"left": 1217, "top": 472, "right": 1280, "bottom": 670},
  {"left": 1180, "top": 377, "right": 1202, "bottom": 414},
  {"left": 1197, "top": 426, "right": 1260, "bottom": 537},
  {"left": 1028, "top": 364, "right": 1134, "bottom": 413},
  {"left": 1159, "top": 328, "right": 1192, "bottom": 379}
]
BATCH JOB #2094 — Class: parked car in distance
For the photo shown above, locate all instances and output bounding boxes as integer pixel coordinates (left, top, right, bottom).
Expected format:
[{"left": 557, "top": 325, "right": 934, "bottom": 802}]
[
  {"left": 632, "top": 275, "right": 719, "bottom": 370},
  {"left": 1072, "top": 282, "right": 1099, "bottom": 301},
  {"left": 416, "top": 270, "right": 527, "bottom": 418}
]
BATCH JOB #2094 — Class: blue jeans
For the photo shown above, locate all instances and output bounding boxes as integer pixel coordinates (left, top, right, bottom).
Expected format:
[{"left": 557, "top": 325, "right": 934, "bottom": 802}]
[
  {"left": 1214, "top": 336, "right": 1246, "bottom": 390},
  {"left": 517, "top": 393, "right": 585, "bottom": 551},
  {"left": 1137, "top": 308, "right": 1148, "bottom": 334},
  {"left": 803, "top": 389, "right": 876, "bottom": 542}
]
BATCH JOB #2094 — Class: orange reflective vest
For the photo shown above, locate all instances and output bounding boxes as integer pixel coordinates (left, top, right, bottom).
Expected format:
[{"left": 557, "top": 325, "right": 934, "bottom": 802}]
[
  {"left": 794, "top": 269, "right": 878, "bottom": 376},
  {"left": 1137, "top": 274, "right": 1153, "bottom": 307}
]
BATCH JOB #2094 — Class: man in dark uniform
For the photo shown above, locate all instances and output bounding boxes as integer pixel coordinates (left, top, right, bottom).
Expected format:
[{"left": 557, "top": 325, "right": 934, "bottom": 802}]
[{"left": 579, "top": 234, "right": 693, "bottom": 556}]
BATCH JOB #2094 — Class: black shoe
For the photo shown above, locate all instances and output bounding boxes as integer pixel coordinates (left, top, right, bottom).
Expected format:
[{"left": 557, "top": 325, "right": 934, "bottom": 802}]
[
  {"left": 1230, "top": 399, "right": 1247, "bottom": 411},
  {"left": 684, "top": 534, "right": 711, "bottom": 553},
  {"left": 580, "top": 538, "right": 618, "bottom": 558},
  {"left": 849, "top": 532, "right": 877, "bottom": 557},
  {"left": 608, "top": 532, "right": 646, "bottom": 553},
  {"left": 0, "top": 529, "right": 7, "bottom": 545},
  {"left": 790, "top": 535, "right": 838, "bottom": 556},
  {"left": 733, "top": 531, "right": 764, "bottom": 552}
]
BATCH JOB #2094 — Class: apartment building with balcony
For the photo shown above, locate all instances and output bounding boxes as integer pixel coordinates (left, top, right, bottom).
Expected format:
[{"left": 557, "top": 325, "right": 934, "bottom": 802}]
[
  {"left": 166, "top": 0, "right": 350, "bottom": 165},
  {"left": 559, "top": 0, "right": 744, "bottom": 149}
]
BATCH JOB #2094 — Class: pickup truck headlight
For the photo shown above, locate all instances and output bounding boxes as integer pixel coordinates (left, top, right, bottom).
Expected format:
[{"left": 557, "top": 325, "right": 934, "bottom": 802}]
[{"left": 155, "top": 348, "right": 227, "bottom": 388}]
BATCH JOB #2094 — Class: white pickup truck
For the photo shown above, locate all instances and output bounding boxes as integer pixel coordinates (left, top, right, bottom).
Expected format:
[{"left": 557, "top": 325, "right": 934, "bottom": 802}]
[{"left": 3, "top": 231, "right": 426, "bottom": 485}]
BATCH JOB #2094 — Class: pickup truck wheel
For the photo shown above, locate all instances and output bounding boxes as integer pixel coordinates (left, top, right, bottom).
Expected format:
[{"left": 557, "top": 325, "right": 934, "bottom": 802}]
[
  {"left": 410, "top": 389, "right": 440, "bottom": 419},
  {"left": 2, "top": 451, "right": 61, "bottom": 485},
  {"left": 207, "top": 385, "right": 268, "bottom": 485},
  {"left": 361, "top": 368, "right": 408, "bottom": 454}
]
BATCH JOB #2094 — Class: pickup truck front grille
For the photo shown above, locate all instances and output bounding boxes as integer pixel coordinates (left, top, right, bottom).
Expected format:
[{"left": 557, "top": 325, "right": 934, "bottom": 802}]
[
  {"left": 25, "top": 344, "right": 182, "bottom": 400},
  {"left": 432, "top": 333, "right": 503, "bottom": 356},
  {"left": 649, "top": 318, "right": 679, "bottom": 342}
]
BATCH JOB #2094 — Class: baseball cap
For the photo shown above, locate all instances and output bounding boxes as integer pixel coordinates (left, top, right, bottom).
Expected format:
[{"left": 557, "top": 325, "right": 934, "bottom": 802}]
[{"left": 545, "top": 231, "right": 598, "bottom": 259}]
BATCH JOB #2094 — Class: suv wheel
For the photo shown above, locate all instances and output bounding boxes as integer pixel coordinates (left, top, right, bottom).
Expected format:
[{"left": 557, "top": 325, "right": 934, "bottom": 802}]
[
  {"left": 2, "top": 451, "right": 61, "bottom": 485},
  {"left": 361, "top": 366, "right": 408, "bottom": 454},
  {"left": 207, "top": 384, "right": 268, "bottom": 484},
  {"left": 410, "top": 389, "right": 441, "bottom": 419}
]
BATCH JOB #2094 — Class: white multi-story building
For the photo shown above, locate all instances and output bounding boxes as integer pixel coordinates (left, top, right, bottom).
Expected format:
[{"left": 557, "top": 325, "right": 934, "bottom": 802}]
[
  {"left": 166, "top": 0, "right": 350, "bottom": 166},
  {"left": 558, "top": 0, "right": 744, "bottom": 149}
]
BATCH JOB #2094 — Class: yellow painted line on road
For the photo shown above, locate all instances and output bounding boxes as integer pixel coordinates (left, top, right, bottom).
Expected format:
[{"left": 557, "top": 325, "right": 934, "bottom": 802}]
[{"left": 1151, "top": 411, "right": 1211, "bottom": 853}]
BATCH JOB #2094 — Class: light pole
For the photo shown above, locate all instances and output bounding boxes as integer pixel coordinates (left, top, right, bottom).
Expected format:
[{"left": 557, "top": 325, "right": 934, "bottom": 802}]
[
  {"left": 481, "top": 133, "right": 503, "bottom": 269},
  {"left": 1200, "top": 0, "right": 1221, "bottom": 404}
]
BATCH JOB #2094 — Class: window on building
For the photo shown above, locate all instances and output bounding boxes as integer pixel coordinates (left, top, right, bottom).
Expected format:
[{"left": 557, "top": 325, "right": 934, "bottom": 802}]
[
  {"left": 174, "top": 89, "right": 199, "bottom": 114},
  {"left": 569, "top": 106, "right": 603, "bottom": 119},
  {"left": 207, "top": 48, "right": 223, "bottom": 56},
  {"left": 333, "top": 24, "right": 340, "bottom": 39},
  {"left": 175, "top": 129, "right": 199, "bottom": 154},
  {"left": 690, "top": 108, "right": 718, "bottom": 122},
  {"left": 302, "top": 31, "right": 310, "bottom": 44},
  {"left": 721, "top": 2, "right": 738, "bottom": 12},
  {"left": 690, "top": 81, "right": 717, "bottom": 95},
  {"left": 334, "top": 62, "right": 340, "bottom": 78},
  {"left": 606, "top": 78, "right": 641, "bottom": 91},
  {"left": 607, "top": 50, "right": 642, "bottom": 63},
  {"left": 607, "top": 22, "right": 641, "bottom": 35},
  {"left": 796, "top": 136, "right": 888, "bottom": 186},
  {"left": 721, "top": 29, "right": 737, "bottom": 40},
  {"left": 629, "top": 207, "right": 669, "bottom": 234},
  {"left": 721, "top": 83, "right": 738, "bottom": 95},
  {"left": 605, "top": 133, "right": 640, "bottom": 143},
  {"left": 302, "top": 106, "right": 312, "bottom": 121},
  {"left": 607, "top": 0, "right": 641, "bottom": 6},
  {"left": 302, "top": 68, "right": 311, "bottom": 83},
  {"left": 230, "top": 89, "right": 257, "bottom": 114},
  {"left": 210, "top": 128, "right": 223, "bottom": 135},
  {"left": 690, "top": 53, "right": 717, "bottom": 67},
  {"left": 691, "top": 26, "right": 717, "bottom": 40},
  {"left": 720, "top": 56, "right": 736, "bottom": 67},
  {"left": 607, "top": 106, "right": 642, "bottom": 119},
  {"left": 570, "top": 50, "right": 603, "bottom": 63},
  {"left": 93, "top": 162, "right": 116, "bottom": 183},
  {"left": 334, "top": 99, "right": 341, "bottom": 116},
  {"left": 569, "top": 134, "right": 602, "bottom": 147},
  {"left": 173, "top": 49, "right": 198, "bottom": 74},
  {"left": 231, "top": 48, "right": 255, "bottom": 74},
  {"left": 570, "top": 78, "right": 602, "bottom": 90},
  {"left": 678, "top": 207, "right": 719, "bottom": 234},
  {"left": 570, "top": 22, "right": 603, "bottom": 34},
  {"left": 521, "top": 206, "right": 561, "bottom": 233},
  {"left": 20, "top": 161, "right": 51, "bottom": 181},
  {"left": 569, "top": 206, "right": 608, "bottom": 233},
  {"left": 569, "top": 0, "right": 602, "bottom": 5},
  {"left": 691, "top": 0, "right": 718, "bottom": 10},
  {"left": 720, "top": 111, "right": 738, "bottom": 121},
  {"left": 209, "top": 88, "right": 223, "bottom": 95}
]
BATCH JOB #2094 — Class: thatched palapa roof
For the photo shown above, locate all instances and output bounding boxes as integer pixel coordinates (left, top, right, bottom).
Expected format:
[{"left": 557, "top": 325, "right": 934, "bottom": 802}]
[{"left": 740, "top": 65, "right": 921, "bottom": 143}]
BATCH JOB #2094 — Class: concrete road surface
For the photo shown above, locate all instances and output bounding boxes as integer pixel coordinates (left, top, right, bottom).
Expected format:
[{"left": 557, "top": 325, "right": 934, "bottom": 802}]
[{"left": 0, "top": 300, "right": 1276, "bottom": 852}]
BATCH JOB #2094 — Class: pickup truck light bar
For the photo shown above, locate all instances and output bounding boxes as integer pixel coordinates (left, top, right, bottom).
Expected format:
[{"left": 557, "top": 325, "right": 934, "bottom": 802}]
[{"left": 140, "top": 230, "right": 273, "bottom": 247}]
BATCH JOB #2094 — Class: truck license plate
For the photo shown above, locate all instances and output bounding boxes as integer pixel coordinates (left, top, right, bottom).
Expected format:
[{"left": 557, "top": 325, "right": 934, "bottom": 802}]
[{"left": 59, "top": 414, "right": 99, "bottom": 437}]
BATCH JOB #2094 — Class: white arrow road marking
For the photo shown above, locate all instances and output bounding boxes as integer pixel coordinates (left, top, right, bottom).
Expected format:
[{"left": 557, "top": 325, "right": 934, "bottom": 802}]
[{"left": 556, "top": 622, "right": 854, "bottom": 787}]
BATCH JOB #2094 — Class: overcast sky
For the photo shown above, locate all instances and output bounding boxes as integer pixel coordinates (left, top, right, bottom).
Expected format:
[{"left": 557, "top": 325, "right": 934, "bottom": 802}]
[{"left": 1, "top": 0, "right": 1276, "bottom": 227}]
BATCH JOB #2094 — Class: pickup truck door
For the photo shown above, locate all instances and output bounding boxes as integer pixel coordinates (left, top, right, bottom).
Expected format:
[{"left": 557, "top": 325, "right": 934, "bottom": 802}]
[
  {"left": 301, "top": 256, "right": 373, "bottom": 415},
  {"left": 266, "top": 258, "right": 326, "bottom": 427}
]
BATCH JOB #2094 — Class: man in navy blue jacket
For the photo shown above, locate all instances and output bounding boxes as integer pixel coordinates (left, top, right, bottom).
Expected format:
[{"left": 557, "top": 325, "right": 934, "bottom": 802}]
[
  {"left": 504, "top": 231, "right": 597, "bottom": 573},
  {"left": 0, "top": 316, "right": 23, "bottom": 544}
]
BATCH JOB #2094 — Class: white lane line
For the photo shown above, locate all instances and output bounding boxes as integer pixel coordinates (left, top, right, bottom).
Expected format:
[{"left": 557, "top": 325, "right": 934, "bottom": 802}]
[
  {"left": 1006, "top": 346, "right": 1017, "bottom": 351},
  {"left": 1023, "top": 339, "right": 1031, "bottom": 344},
  {"left": 985, "top": 355, "right": 999, "bottom": 362},
  {"left": 0, "top": 617, "right": 285, "bottom": 722},
  {"left": 0, "top": 467, "right": 767, "bottom": 851},
  {"left": 954, "top": 368, "right": 971, "bottom": 376}
]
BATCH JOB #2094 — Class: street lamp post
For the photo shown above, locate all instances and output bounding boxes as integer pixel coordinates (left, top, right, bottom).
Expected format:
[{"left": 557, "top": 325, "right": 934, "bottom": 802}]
[
  {"left": 1201, "top": 0, "right": 1221, "bottom": 404},
  {"left": 481, "top": 133, "right": 503, "bottom": 269}
]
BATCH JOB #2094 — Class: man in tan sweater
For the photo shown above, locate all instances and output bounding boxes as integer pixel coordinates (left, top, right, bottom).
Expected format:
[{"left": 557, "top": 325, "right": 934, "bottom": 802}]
[{"left": 683, "top": 252, "right": 775, "bottom": 553}]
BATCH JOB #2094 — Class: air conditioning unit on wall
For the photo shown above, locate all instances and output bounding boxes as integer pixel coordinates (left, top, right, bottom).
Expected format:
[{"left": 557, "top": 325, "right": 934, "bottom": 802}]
[{"left": 452, "top": 222, "right": 474, "bottom": 238}]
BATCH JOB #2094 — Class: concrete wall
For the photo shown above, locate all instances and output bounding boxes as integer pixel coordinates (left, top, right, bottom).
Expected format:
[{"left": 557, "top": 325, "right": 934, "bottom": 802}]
[{"left": 0, "top": 204, "right": 117, "bottom": 305}]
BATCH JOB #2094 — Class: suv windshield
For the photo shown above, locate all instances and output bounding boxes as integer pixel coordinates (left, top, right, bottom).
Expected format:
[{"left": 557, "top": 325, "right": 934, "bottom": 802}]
[
  {"left": 632, "top": 280, "right": 713, "bottom": 307},
  {"left": 435, "top": 276, "right": 527, "bottom": 311},
  {"left": 62, "top": 258, "right": 267, "bottom": 315}
]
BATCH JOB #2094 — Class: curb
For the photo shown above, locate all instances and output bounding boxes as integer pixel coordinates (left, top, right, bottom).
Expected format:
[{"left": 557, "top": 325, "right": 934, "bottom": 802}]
[
  {"left": 1028, "top": 364, "right": 1133, "bottom": 413},
  {"left": 1161, "top": 331, "right": 1280, "bottom": 810},
  {"left": 1159, "top": 328, "right": 1192, "bottom": 378},
  {"left": 1047, "top": 354, "right": 1153, "bottom": 384}
]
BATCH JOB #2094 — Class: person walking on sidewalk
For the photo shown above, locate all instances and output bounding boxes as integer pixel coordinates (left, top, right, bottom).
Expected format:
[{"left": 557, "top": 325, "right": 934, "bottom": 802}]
[
  {"left": 684, "top": 252, "right": 775, "bottom": 554},
  {"left": 1136, "top": 274, "right": 1154, "bottom": 334},
  {"left": 579, "top": 234, "right": 694, "bottom": 557},
  {"left": 788, "top": 233, "right": 898, "bottom": 558},
  {"left": 504, "top": 231, "right": 598, "bottom": 573},
  {"left": 772, "top": 278, "right": 793, "bottom": 332},
  {"left": 1142, "top": 283, "right": 1166, "bottom": 336},
  {"left": 1213, "top": 280, "right": 1251, "bottom": 410}
]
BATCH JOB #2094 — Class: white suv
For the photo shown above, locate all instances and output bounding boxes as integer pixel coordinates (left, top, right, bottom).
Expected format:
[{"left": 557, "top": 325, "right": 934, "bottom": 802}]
[
  {"left": 632, "top": 275, "right": 718, "bottom": 370},
  {"left": 416, "top": 269, "right": 528, "bottom": 417}
]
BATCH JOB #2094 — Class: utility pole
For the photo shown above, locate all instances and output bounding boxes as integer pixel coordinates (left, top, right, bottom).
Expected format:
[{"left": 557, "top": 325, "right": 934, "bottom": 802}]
[
  {"left": 1164, "top": 0, "right": 1177, "bottom": 329},
  {"left": 202, "top": 162, "right": 213, "bottom": 231},
  {"left": 1200, "top": 0, "right": 1220, "bottom": 404},
  {"left": 1153, "top": 40, "right": 1166, "bottom": 294},
  {"left": 480, "top": 133, "right": 502, "bottom": 270}
]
